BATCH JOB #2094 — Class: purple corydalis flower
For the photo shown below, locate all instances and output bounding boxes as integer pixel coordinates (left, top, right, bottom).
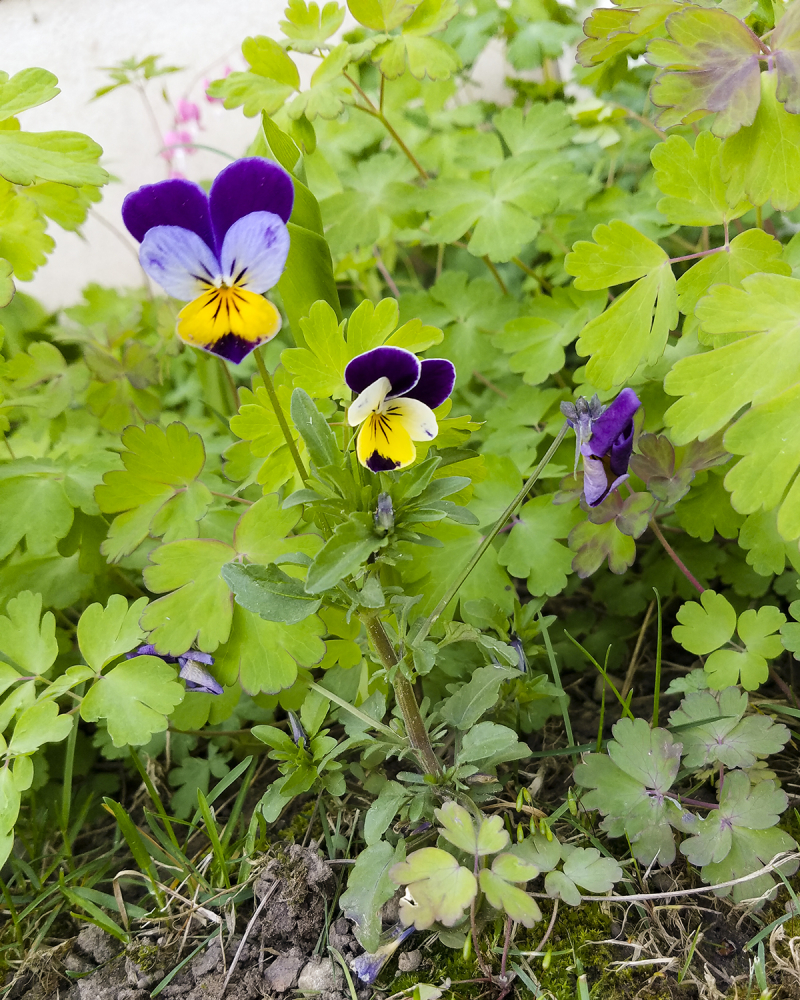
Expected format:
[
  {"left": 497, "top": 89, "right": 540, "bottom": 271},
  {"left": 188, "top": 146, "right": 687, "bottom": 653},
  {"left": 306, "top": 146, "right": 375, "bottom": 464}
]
[
  {"left": 561, "top": 388, "right": 641, "bottom": 507},
  {"left": 345, "top": 346, "right": 456, "bottom": 473},
  {"left": 351, "top": 923, "right": 415, "bottom": 984},
  {"left": 287, "top": 711, "right": 308, "bottom": 747},
  {"left": 127, "top": 644, "right": 223, "bottom": 695},
  {"left": 122, "top": 158, "right": 293, "bottom": 364}
]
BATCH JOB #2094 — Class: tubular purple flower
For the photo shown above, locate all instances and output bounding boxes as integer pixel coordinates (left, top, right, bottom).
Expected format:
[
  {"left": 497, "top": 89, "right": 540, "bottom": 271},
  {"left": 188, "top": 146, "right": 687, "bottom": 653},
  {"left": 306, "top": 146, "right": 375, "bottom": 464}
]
[
  {"left": 561, "top": 388, "right": 641, "bottom": 507},
  {"left": 351, "top": 923, "right": 416, "bottom": 984},
  {"left": 127, "top": 644, "right": 223, "bottom": 695},
  {"left": 344, "top": 346, "right": 456, "bottom": 473},
  {"left": 121, "top": 158, "right": 293, "bottom": 363}
]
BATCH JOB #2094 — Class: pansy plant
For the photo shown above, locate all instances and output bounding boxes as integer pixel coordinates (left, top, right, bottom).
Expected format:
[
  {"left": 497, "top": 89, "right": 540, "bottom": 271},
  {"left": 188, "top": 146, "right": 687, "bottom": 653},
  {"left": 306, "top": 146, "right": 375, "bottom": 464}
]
[
  {"left": 561, "top": 388, "right": 640, "bottom": 506},
  {"left": 122, "top": 157, "right": 292, "bottom": 363},
  {"left": 345, "top": 346, "right": 456, "bottom": 472}
]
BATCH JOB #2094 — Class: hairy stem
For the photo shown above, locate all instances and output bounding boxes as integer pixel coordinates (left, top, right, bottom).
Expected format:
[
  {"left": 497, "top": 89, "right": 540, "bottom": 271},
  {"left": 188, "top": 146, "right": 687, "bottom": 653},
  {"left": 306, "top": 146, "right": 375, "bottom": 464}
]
[
  {"left": 413, "top": 423, "right": 569, "bottom": 645},
  {"left": 360, "top": 613, "right": 441, "bottom": 776},
  {"left": 650, "top": 518, "right": 704, "bottom": 594},
  {"left": 254, "top": 347, "right": 309, "bottom": 483}
]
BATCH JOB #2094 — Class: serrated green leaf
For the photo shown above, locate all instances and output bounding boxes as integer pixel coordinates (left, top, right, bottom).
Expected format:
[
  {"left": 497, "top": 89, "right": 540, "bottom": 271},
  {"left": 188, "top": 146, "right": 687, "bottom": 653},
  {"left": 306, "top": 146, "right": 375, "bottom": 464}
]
[
  {"left": 567, "top": 220, "right": 667, "bottom": 290},
  {"left": 0, "top": 182, "right": 53, "bottom": 280},
  {"left": 95, "top": 422, "right": 211, "bottom": 561},
  {"left": 493, "top": 102, "right": 575, "bottom": 157},
  {"left": 77, "top": 595, "right": 147, "bottom": 672},
  {"left": 0, "top": 468, "right": 74, "bottom": 560},
  {"left": 375, "top": 35, "right": 461, "bottom": 82},
  {"left": 207, "top": 36, "right": 298, "bottom": 117},
  {"left": 675, "top": 471, "right": 744, "bottom": 542},
  {"left": 0, "top": 591, "right": 57, "bottom": 675},
  {"left": 0, "top": 68, "right": 59, "bottom": 120},
  {"left": 348, "top": 0, "right": 421, "bottom": 31},
  {"left": 498, "top": 495, "right": 581, "bottom": 597},
  {"left": 651, "top": 132, "right": 750, "bottom": 227},
  {"left": 0, "top": 129, "right": 108, "bottom": 187},
  {"left": 647, "top": 7, "right": 762, "bottom": 137},
  {"left": 287, "top": 43, "right": 354, "bottom": 121},
  {"left": 578, "top": 3, "right": 678, "bottom": 70},
  {"left": 672, "top": 590, "right": 736, "bottom": 655},
  {"left": 341, "top": 839, "right": 405, "bottom": 951},
  {"left": 81, "top": 655, "right": 184, "bottom": 747},
  {"left": 391, "top": 846, "right": 477, "bottom": 928}
]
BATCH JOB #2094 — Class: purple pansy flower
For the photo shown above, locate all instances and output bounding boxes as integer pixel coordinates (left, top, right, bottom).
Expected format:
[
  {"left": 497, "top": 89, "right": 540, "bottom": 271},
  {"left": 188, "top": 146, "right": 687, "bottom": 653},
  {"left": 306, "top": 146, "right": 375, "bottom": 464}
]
[
  {"left": 128, "top": 644, "right": 223, "bottom": 695},
  {"left": 344, "top": 346, "right": 456, "bottom": 473},
  {"left": 122, "top": 158, "right": 293, "bottom": 364},
  {"left": 561, "top": 388, "right": 641, "bottom": 507}
]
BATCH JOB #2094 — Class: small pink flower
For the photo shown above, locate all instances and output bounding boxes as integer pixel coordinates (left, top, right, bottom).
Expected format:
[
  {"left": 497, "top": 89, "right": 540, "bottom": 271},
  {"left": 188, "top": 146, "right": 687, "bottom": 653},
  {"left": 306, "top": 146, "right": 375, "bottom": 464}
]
[
  {"left": 161, "top": 128, "right": 195, "bottom": 162},
  {"left": 175, "top": 98, "right": 201, "bottom": 124}
]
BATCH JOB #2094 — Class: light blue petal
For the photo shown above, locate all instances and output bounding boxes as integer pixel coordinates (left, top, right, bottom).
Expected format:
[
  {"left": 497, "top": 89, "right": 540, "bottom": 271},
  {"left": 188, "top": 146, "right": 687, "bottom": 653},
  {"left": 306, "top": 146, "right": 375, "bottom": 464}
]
[
  {"left": 139, "top": 225, "right": 220, "bottom": 301},
  {"left": 220, "top": 211, "right": 290, "bottom": 293}
]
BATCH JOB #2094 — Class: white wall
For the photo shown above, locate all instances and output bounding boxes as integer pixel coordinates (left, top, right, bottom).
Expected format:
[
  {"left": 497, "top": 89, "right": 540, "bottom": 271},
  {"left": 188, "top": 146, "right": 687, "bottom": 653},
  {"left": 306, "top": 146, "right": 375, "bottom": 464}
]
[{"left": 1, "top": 0, "right": 294, "bottom": 307}]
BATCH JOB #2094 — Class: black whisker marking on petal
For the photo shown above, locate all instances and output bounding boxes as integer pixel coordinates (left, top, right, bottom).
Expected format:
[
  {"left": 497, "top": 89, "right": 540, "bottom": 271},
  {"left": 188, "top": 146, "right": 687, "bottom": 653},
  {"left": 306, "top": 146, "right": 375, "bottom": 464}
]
[{"left": 234, "top": 266, "right": 247, "bottom": 284}]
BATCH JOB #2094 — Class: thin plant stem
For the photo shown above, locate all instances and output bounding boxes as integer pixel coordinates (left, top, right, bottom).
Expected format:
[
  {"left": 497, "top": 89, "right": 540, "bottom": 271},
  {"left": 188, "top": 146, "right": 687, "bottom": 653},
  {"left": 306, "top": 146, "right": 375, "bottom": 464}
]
[
  {"left": 360, "top": 613, "right": 441, "bottom": 776},
  {"left": 535, "top": 899, "right": 559, "bottom": 954},
  {"left": 158, "top": 142, "right": 236, "bottom": 161},
  {"left": 254, "top": 347, "right": 308, "bottom": 482},
  {"left": 652, "top": 589, "right": 663, "bottom": 728},
  {"left": 345, "top": 73, "right": 429, "bottom": 181},
  {"left": 61, "top": 683, "right": 84, "bottom": 863},
  {"left": 622, "top": 109, "right": 666, "bottom": 139},
  {"left": 373, "top": 248, "right": 401, "bottom": 297},
  {"left": 500, "top": 917, "right": 514, "bottom": 980},
  {"left": 539, "top": 613, "right": 576, "bottom": 759},
  {"left": 217, "top": 357, "right": 239, "bottom": 412},
  {"left": 756, "top": 204, "right": 763, "bottom": 229},
  {"left": 650, "top": 518, "right": 704, "bottom": 594},
  {"left": 511, "top": 255, "right": 537, "bottom": 278},
  {"left": 621, "top": 598, "right": 656, "bottom": 700},
  {"left": 413, "top": 422, "right": 569, "bottom": 645},
  {"left": 210, "top": 490, "right": 253, "bottom": 505},
  {"left": 669, "top": 247, "right": 726, "bottom": 264},
  {"left": 482, "top": 256, "right": 508, "bottom": 295}
]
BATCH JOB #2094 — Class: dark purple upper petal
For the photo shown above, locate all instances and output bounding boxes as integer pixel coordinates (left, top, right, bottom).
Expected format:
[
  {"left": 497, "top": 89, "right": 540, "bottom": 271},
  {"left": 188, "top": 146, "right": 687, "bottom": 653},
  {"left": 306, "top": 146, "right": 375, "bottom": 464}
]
[
  {"left": 209, "top": 158, "right": 294, "bottom": 249},
  {"left": 126, "top": 643, "right": 180, "bottom": 663},
  {"left": 122, "top": 178, "right": 214, "bottom": 249},
  {"left": 609, "top": 421, "right": 635, "bottom": 477},
  {"left": 404, "top": 358, "right": 455, "bottom": 409},
  {"left": 345, "top": 346, "right": 421, "bottom": 397},
  {"left": 179, "top": 650, "right": 214, "bottom": 666},
  {"left": 586, "top": 388, "right": 640, "bottom": 458}
]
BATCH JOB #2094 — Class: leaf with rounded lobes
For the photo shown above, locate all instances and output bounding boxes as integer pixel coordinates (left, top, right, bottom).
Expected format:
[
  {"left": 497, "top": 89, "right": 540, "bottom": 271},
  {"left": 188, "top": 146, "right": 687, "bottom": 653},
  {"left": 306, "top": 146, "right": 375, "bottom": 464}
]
[
  {"left": 544, "top": 870, "right": 581, "bottom": 906},
  {"left": 676, "top": 471, "right": 744, "bottom": 543},
  {"left": 562, "top": 847, "right": 623, "bottom": 893},
  {"left": 391, "top": 847, "right": 477, "bottom": 929},
  {"left": 207, "top": 36, "right": 298, "bottom": 116},
  {"left": 213, "top": 604, "right": 324, "bottom": 695},
  {"left": 647, "top": 7, "right": 762, "bottom": 138},
  {"left": 738, "top": 606, "right": 786, "bottom": 658},
  {"left": 348, "top": 0, "right": 421, "bottom": 31},
  {"left": 77, "top": 595, "right": 148, "bottom": 672},
  {"left": 577, "top": 2, "right": 678, "bottom": 69},
  {"left": 80, "top": 655, "right": 184, "bottom": 747},
  {"left": 0, "top": 590, "right": 57, "bottom": 675},
  {"left": 672, "top": 590, "right": 736, "bottom": 655},
  {"left": 0, "top": 130, "right": 108, "bottom": 187},
  {"left": 781, "top": 600, "right": 800, "bottom": 660},
  {"left": 608, "top": 718, "right": 682, "bottom": 793},
  {"left": 7, "top": 700, "right": 72, "bottom": 755},
  {"left": 0, "top": 68, "right": 59, "bottom": 120},
  {"left": 669, "top": 687, "right": 789, "bottom": 768},
  {"left": 435, "top": 799, "right": 509, "bottom": 856},
  {"left": 705, "top": 648, "right": 768, "bottom": 691},
  {"left": 773, "top": 2, "right": 800, "bottom": 114},
  {"left": 290, "top": 388, "right": 340, "bottom": 469},
  {"left": 569, "top": 519, "right": 636, "bottom": 578},
  {"left": 567, "top": 220, "right": 668, "bottom": 291},
  {"left": 0, "top": 257, "right": 12, "bottom": 306},
  {"left": 480, "top": 865, "right": 542, "bottom": 926},
  {"left": 221, "top": 561, "right": 322, "bottom": 624},
  {"left": 341, "top": 839, "right": 406, "bottom": 951},
  {"left": 492, "top": 852, "right": 539, "bottom": 884},
  {"left": 287, "top": 44, "right": 354, "bottom": 121},
  {"left": 511, "top": 832, "right": 562, "bottom": 873},
  {"left": 280, "top": 0, "right": 347, "bottom": 53},
  {"left": 722, "top": 72, "right": 800, "bottom": 211},
  {"left": 498, "top": 495, "right": 581, "bottom": 597},
  {"left": 494, "top": 102, "right": 575, "bottom": 157},
  {"left": 651, "top": 132, "right": 751, "bottom": 227}
]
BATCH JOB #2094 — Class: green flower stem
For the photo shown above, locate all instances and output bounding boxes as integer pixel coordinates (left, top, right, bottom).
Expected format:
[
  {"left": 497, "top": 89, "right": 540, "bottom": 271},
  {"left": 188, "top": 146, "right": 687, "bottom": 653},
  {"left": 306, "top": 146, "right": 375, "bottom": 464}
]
[
  {"left": 413, "top": 422, "right": 569, "bottom": 646},
  {"left": 254, "top": 346, "right": 309, "bottom": 483},
  {"left": 360, "top": 613, "right": 442, "bottom": 776}
]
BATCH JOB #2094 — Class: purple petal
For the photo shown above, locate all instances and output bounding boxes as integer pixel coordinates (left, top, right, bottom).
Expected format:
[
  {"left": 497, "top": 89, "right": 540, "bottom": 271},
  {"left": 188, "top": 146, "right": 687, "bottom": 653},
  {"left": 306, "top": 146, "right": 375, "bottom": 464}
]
[
  {"left": 209, "top": 158, "right": 294, "bottom": 248},
  {"left": 208, "top": 334, "right": 259, "bottom": 365},
  {"left": 582, "top": 455, "right": 610, "bottom": 507},
  {"left": 609, "top": 420, "right": 635, "bottom": 477},
  {"left": 179, "top": 650, "right": 214, "bottom": 666},
  {"left": 587, "top": 388, "right": 640, "bottom": 458},
  {"left": 179, "top": 661, "right": 223, "bottom": 695},
  {"left": 404, "top": 358, "right": 455, "bottom": 409},
  {"left": 366, "top": 451, "right": 403, "bottom": 473},
  {"left": 345, "top": 347, "right": 420, "bottom": 397},
  {"left": 126, "top": 643, "right": 180, "bottom": 662},
  {"left": 122, "top": 178, "right": 213, "bottom": 248},
  {"left": 220, "top": 211, "right": 290, "bottom": 293},
  {"left": 139, "top": 225, "right": 221, "bottom": 300}
]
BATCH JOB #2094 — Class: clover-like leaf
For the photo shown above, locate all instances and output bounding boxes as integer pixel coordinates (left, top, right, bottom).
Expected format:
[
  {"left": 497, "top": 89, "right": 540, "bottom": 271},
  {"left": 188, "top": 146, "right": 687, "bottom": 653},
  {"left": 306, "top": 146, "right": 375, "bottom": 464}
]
[
  {"left": 544, "top": 870, "right": 581, "bottom": 907},
  {"left": 287, "top": 43, "right": 355, "bottom": 121},
  {"left": 680, "top": 771, "right": 797, "bottom": 903},
  {"left": 672, "top": 590, "right": 736, "bottom": 656},
  {"left": 280, "top": 0, "right": 346, "bottom": 52},
  {"left": 781, "top": 600, "right": 800, "bottom": 660},
  {"left": 511, "top": 832, "right": 562, "bottom": 873},
  {"left": 80, "top": 654, "right": 184, "bottom": 747},
  {"left": 562, "top": 847, "right": 623, "bottom": 894},
  {"left": 391, "top": 847, "right": 477, "bottom": 929},
  {"left": 436, "top": 799, "right": 509, "bottom": 856},
  {"left": 669, "top": 688, "right": 790, "bottom": 769},
  {"left": 479, "top": 853, "right": 541, "bottom": 927},
  {"left": 95, "top": 422, "right": 212, "bottom": 562},
  {"left": 77, "top": 594, "right": 147, "bottom": 672},
  {"left": 647, "top": 7, "right": 762, "bottom": 138},
  {"left": 0, "top": 590, "right": 57, "bottom": 676}
]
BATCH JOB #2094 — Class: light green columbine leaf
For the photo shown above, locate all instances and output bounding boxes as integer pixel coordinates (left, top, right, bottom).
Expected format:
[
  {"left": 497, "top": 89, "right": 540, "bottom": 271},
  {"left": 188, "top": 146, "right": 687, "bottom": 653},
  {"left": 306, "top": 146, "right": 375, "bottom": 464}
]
[
  {"left": 94, "top": 422, "right": 212, "bottom": 562},
  {"left": 493, "top": 102, "right": 575, "bottom": 158},
  {"left": 0, "top": 68, "right": 59, "bottom": 120},
  {"left": 672, "top": 590, "right": 736, "bottom": 655},
  {"left": 781, "top": 600, "right": 800, "bottom": 660},
  {"left": 280, "top": 0, "right": 346, "bottom": 52},
  {"left": 738, "top": 606, "right": 786, "bottom": 658},
  {"left": 498, "top": 495, "right": 582, "bottom": 597},
  {"left": 341, "top": 839, "right": 405, "bottom": 952},
  {"left": 704, "top": 649, "right": 767, "bottom": 691},
  {"left": 0, "top": 129, "right": 108, "bottom": 187},
  {"left": 721, "top": 72, "right": 800, "bottom": 211},
  {"left": 391, "top": 847, "right": 477, "bottom": 929},
  {"left": 651, "top": 132, "right": 751, "bottom": 227},
  {"left": 566, "top": 220, "right": 670, "bottom": 290},
  {"left": 7, "top": 700, "right": 72, "bottom": 755},
  {"left": 80, "top": 654, "right": 184, "bottom": 747},
  {"left": 436, "top": 800, "right": 509, "bottom": 856},
  {"left": 207, "top": 36, "right": 299, "bottom": 117},
  {"left": 287, "top": 43, "right": 355, "bottom": 121},
  {"left": 578, "top": 3, "right": 678, "bottom": 70},
  {"left": 348, "top": 0, "right": 421, "bottom": 31},
  {"left": 738, "top": 510, "right": 787, "bottom": 576},
  {"left": 511, "top": 832, "right": 562, "bottom": 873},
  {"left": 76, "top": 594, "right": 148, "bottom": 673},
  {"left": 544, "top": 869, "right": 581, "bottom": 907},
  {"left": 668, "top": 687, "right": 789, "bottom": 768},
  {"left": 0, "top": 590, "right": 57, "bottom": 675},
  {"left": 561, "top": 847, "right": 623, "bottom": 894},
  {"left": 0, "top": 182, "right": 53, "bottom": 280},
  {"left": 0, "top": 460, "right": 74, "bottom": 560},
  {"left": 480, "top": 855, "right": 542, "bottom": 927},
  {"left": 674, "top": 471, "right": 744, "bottom": 543},
  {"left": 569, "top": 519, "right": 637, "bottom": 578},
  {"left": 647, "top": 7, "right": 761, "bottom": 137},
  {"left": 0, "top": 257, "right": 13, "bottom": 307}
]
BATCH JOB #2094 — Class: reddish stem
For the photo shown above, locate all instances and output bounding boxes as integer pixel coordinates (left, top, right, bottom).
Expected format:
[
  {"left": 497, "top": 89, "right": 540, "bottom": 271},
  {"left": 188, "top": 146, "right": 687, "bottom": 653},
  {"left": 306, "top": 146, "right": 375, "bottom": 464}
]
[{"left": 650, "top": 519, "right": 705, "bottom": 594}]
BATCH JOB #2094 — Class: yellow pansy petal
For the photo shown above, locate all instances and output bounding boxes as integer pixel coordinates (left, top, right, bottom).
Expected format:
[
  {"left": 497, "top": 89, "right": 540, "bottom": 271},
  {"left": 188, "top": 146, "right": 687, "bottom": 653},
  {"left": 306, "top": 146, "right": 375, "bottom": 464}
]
[
  {"left": 347, "top": 377, "right": 392, "bottom": 427},
  {"left": 176, "top": 286, "right": 281, "bottom": 364},
  {"left": 383, "top": 396, "right": 438, "bottom": 442},
  {"left": 357, "top": 411, "right": 416, "bottom": 472}
]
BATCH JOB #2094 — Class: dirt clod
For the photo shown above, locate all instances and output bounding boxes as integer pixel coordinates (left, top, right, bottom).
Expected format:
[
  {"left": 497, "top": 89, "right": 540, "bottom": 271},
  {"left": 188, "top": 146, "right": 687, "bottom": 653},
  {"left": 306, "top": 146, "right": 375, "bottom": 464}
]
[
  {"left": 297, "top": 956, "right": 342, "bottom": 992},
  {"left": 398, "top": 949, "right": 422, "bottom": 972},
  {"left": 265, "top": 951, "right": 304, "bottom": 992}
]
